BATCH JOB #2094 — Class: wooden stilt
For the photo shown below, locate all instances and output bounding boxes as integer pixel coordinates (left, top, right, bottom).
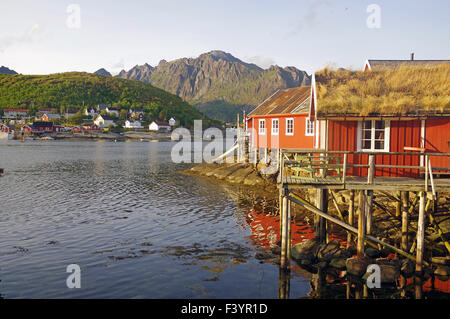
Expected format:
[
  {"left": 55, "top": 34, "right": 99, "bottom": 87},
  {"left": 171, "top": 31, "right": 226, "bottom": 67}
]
[
  {"left": 280, "top": 188, "right": 291, "bottom": 271},
  {"left": 278, "top": 267, "right": 290, "bottom": 299},
  {"left": 401, "top": 191, "right": 409, "bottom": 252},
  {"left": 357, "top": 190, "right": 366, "bottom": 259},
  {"left": 315, "top": 189, "right": 328, "bottom": 243},
  {"left": 400, "top": 191, "right": 409, "bottom": 293},
  {"left": 416, "top": 191, "right": 426, "bottom": 276},
  {"left": 347, "top": 190, "right": 355, "bottom": 249},
  {"left": 415, "top": 275, "right": 423, "bottom": 299},
  {"left": 287, "top": 198, "right": 292, "bottom": 260},
  {"left": 366, "top": 190, "right": 374, "bottom": 235},
  {"left": 395, "top": 191, "right": 401, "bottom": 217}
]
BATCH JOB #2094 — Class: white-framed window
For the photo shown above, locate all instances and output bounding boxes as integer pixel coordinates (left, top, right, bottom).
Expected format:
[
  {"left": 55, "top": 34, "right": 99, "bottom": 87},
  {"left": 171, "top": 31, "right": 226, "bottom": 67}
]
[
  {"left": 271, "top": 118, "right": 279, "bottom": 135},
  {"left": 305, "top": 117, "right": 314, "bottom": 136},
  {"left": 357, "top": 120, "right": 390, "bottom": 152},
  {"left": 259, "top": 119, "right": 266, "bottom": 135},
  {"left": 286, "top": 118, "right": 294, "bottom": 136}
]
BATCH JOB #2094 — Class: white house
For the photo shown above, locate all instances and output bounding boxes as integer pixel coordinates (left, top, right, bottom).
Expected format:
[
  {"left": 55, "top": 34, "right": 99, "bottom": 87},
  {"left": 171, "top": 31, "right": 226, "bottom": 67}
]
[
  {"left": 108, "top": 107, "right": 120, "bottom": 117},
  {"left": 124, "top": 120, "right": 142, "bottom": 129},
  {"left": 149, "top": 121, "right": 171, "bottom": 132},
  {"left": 168, "top": 117, "right": 176, "bottom": 127},
  {"left": 85, "top": 108, "right": 98, "bottom": 117},
  {"left": 3, "top": 109, "right": 29, "bottom": 119},
  {"left": 94, "top": 114, "right": 115, "bottom": 128},
  {"left": 42, "top": 113, "right": 61, "bottom": 121}
]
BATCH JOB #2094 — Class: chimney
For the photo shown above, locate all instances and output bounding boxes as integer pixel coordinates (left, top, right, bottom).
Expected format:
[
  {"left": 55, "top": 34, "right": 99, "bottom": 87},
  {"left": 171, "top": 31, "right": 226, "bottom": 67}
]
[{"left": 411, "top": 52, "right": 414, "bottom": 61}]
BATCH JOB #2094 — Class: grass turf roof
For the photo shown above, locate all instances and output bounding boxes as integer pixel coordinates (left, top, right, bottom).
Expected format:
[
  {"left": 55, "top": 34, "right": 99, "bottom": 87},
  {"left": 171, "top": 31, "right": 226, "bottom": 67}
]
[{"left": 315, "top": 63, "right": 450, "bottom": 116}]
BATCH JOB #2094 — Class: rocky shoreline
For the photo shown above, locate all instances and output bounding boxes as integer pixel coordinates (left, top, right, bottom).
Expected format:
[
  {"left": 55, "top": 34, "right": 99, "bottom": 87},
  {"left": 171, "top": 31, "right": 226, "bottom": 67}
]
[{"left": 183, "top": 162, "right": 276, "bottom": 187}]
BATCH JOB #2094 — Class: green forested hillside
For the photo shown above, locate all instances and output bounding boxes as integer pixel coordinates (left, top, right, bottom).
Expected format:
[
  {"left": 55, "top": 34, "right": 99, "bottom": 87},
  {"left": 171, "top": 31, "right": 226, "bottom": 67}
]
[{"left": 0, "top": 72, "right": 221, "bottom": 128}]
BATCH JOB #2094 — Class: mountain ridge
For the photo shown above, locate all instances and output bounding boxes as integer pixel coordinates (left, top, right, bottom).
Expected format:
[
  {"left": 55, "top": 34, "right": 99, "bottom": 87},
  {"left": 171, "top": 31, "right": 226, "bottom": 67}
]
[
  {"left": 111, "top": 51, "right": 311, "bottom": 121},
  {"left": 0, "top": 66, "right": 18, "bottom": 75}
]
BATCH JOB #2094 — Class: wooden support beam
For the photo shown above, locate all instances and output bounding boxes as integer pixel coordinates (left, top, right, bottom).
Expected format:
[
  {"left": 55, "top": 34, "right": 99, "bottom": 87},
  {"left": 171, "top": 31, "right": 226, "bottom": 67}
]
[
  {"left": 280, "top": 189, "right": 291, "bottom": 271},
  {"left": 315, "top": 189, "right": 328, "bottom": 244},
  {"left": 416, "top": 191, "right": 426, "bottom": 275},
  {"left": 342, "top": 153, "right": 348, "bottom": 184},
  {"left": 287, "top": 193, "right": 425, "bottom": 264},
  {"left": 366, "top": 190, "right": 374, "bottom": 235},
  {"left": 347, "top": 190, "right": 355, "bottom": 249},
  {"left": 357, "top": 191, "right": 366, "bottom": 259},
  {"left": 278, "top": 267, "right": 290, "bottom": 299},
  {"left": 367, "top": 155, "right": 375, "bottom": 184},
  {"left": 287, "top": 198, "right": 292, "bottom": 260},
  {"left": 395, "top": 191, "right": 401, "bottom": 217},
  {"left": 401, "top": 191, "right": 409, "bottom": 252}
]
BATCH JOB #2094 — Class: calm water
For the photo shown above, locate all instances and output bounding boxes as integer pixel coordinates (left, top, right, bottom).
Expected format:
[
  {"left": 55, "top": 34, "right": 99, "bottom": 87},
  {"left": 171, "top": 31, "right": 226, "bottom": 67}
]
[{"left": 0, "top": 140, "right": 313, "bottom": 299}]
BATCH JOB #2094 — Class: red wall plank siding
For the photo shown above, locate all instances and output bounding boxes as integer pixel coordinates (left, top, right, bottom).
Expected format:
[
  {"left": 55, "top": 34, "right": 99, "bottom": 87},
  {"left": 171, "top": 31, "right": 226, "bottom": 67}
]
[
  {"left": 425, "top": 119, "right": 450, "bottom": 170},
  {"left": 327, "top": 120, "right": 359, "bottom": 176},
  {"left": 249, "top": 114, "right": 314, "bottom": 150},
  {"left": 390, "top": 120, "right": 421, "bottom": 177},
  {"left": 328, "top": 120, "right": 422, "bottom": 178}
]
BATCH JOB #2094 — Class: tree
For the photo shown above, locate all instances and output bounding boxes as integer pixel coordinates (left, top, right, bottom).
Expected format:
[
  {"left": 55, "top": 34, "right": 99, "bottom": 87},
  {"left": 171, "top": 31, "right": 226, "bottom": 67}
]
[
  {"left": 119, "top": 109, "right": 128, "bottom": 120},
  {"left": 158, "top": 109, "right": 167, "bottom": 121}
]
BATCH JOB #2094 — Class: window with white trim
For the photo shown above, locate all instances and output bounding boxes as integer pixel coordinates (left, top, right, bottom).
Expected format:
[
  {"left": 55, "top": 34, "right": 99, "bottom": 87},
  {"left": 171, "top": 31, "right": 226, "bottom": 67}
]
[
  {"left": 358, "top": 120, "right": 389, "bottom": 152},
  {"left": 271, "top": 119, "right": 279, "bottom": 135},
  {"left": 305, "top": 117, "right": 314, "bottom": 136},
  {"left": 259, "top": 119, "right": 266, "bottom": 135},
  {"left": 286, "top": 118, "right": 294, "bottom": 136}
]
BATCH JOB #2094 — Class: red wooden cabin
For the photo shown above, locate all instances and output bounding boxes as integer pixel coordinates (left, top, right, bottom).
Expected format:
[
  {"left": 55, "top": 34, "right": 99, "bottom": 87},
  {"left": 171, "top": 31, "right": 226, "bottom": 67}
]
[
  {"left": 309, "top": 62, "right": 450, "bottom": 178},
  {"left": 246, "top": 86, "right": 316, "bottom": 150}
]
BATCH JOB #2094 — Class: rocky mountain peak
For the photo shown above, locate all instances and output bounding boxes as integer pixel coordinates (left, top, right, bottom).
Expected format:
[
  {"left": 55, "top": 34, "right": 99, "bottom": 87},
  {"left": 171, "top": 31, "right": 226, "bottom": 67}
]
[
  {"left": 94, "top": 68, "right": 112, "bottom": 77},
  {"left": 0, "top": 66, "right": 18, "bottom": 75}
]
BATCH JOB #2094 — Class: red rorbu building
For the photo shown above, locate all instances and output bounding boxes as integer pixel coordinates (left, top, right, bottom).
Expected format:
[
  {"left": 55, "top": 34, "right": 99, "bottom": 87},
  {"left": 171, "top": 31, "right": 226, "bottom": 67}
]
[
  {"left": 246, "top": 86, "right": 316, "bottom": 150},
  {"left": 309, "top": 61, "right": 450, "bottom": 178},
  {"left": 246, "top": 59, "right": 450, "bottom": 179}
]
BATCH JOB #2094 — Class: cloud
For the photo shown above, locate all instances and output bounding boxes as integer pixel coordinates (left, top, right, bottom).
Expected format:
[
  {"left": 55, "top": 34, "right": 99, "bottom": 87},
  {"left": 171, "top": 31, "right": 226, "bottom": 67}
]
[
  {"left": 0, "top": 24, "right": 41, "bottom": 52},
  {"left": 287, "top": 0, "right": 332, "bottom": 36},
  {"left": 111, "top": 58, "right": 125, "bottom": 70},
  {"left": 245, "top": 55, "right": 276, "bottom": 69}
]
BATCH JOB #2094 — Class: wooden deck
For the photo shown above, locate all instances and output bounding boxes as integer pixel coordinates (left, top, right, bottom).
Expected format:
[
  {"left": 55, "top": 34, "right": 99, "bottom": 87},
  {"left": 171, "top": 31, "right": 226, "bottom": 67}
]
[
  {"left": 278, "top": 149, "right": 450, "bottom": 192},
  {"left": 278, "top": 175, "right": 450, "bottom": 192}
]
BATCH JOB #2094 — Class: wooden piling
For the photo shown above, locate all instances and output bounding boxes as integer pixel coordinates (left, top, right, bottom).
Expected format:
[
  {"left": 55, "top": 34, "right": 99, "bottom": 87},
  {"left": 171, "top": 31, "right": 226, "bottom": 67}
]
[
  {"left": 357, "top": 190, "right": 366, "bottom": 259},
  {"left": 366, "top": 190, "right": 374, "bottom": 235},
  {"left": 278, "top": 267, "right": 290, "bottom": 299},
  {"left": 416, "top": 191, "right": 426, "bottom": 275},
  {"left": 280, "top": 191, "right": 291, "bottom": 271},
  {"left": 287, "top": 198, "right": 292, "bottom": 260},
  {"left": 395, "top": 191, "right": 401, "bottom": 217},
  {"left": 401, "top": 191, "right": 409, "bottom": 252},
  {"left": 347, "top": 190, "right": 355, "bottom": 249},
  {"left": 400, "top": 191, "right": 410, "bottom": 292},
  {"left": 315, "top": 189, "right": 328, "bottom": 243}
]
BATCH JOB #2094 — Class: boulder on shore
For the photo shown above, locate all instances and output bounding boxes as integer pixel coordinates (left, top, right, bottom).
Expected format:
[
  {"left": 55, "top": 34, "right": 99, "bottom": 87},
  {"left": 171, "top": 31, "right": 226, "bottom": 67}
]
[
  {"left": 317, "top": 240, "right": 342, "bottom": 261},
  {"left": 346, "top": 257, "right": 371, "bottom": 277},
  {"left": 374, "top": 258, "right": 401, "bottom": 283},
  {"left": 291, "top": 238, "right": 320, "bottom": 262}
]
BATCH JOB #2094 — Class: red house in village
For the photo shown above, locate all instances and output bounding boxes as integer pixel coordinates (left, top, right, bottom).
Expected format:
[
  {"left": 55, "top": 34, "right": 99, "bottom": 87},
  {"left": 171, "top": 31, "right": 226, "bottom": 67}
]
[{"left": 247, "top": 59, "right": 450, "bottom": 178}]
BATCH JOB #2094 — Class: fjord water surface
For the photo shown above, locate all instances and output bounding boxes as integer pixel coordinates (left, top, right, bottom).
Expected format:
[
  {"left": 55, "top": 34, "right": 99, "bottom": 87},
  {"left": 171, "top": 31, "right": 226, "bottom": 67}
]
[{"left": 0, "top": 140, "right": 312, "bottom": 298}]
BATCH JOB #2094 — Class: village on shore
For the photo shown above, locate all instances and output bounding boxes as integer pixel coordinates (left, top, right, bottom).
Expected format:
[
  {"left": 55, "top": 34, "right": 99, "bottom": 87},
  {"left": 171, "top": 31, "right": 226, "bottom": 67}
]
[{"left": 0, "top": 104, "right": 178, "bottom": 140}]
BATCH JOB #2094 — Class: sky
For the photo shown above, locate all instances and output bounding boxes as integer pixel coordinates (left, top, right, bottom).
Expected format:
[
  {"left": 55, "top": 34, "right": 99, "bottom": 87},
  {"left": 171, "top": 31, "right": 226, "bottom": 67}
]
[{"left": 0, "top": 0, "right": 449, "bottom": 75}]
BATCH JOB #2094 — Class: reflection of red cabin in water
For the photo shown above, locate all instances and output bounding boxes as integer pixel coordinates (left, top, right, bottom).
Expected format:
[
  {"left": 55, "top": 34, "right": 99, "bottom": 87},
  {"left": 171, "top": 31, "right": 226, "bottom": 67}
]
[
  {"left": 246, "top": 207, "right": 314, "bottom": 248},
  {"left": 246, "top": 206, "right": 450, "bottom": 294}
]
